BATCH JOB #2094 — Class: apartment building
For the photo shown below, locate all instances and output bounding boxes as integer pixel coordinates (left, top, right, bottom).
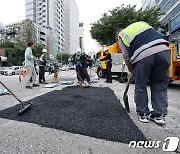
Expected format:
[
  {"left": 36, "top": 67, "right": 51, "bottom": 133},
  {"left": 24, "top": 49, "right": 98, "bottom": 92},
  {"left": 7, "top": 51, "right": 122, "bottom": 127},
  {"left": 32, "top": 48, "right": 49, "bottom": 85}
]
[
  {"left": 25, "top": 0, "right": 65, "bottom": 57},
  {"left": 64, "top": 0, "right": 79, "bottom": 54},
  {"left": 2, "top": 19, "right": 38, "bottom": 43}
]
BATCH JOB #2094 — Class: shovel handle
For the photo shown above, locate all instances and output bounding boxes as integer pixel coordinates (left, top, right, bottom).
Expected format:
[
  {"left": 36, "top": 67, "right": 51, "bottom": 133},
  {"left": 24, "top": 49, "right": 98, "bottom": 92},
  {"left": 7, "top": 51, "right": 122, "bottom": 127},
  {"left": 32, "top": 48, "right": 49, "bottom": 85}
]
[
  {"left": 0, "top": 81, "right": 22, "bottom": 103},
  {"left": 123, "top": 74, "right": 132, "bottom": 96}
]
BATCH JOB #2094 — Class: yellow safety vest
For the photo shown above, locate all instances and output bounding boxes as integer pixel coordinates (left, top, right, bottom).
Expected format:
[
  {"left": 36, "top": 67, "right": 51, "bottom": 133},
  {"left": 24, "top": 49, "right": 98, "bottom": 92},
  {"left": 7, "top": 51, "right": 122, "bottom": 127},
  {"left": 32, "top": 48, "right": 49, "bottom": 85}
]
[
  {"left": 118, "top": 21, "right": 169, "bottom": 62},
  {"left": 118, "top": 21, "right": 151, "bottom": 47}
]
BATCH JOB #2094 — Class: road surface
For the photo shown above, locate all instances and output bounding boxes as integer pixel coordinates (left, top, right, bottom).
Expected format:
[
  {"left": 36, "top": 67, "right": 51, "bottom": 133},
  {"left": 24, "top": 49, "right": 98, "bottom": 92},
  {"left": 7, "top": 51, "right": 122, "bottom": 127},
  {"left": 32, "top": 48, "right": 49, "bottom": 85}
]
[{"left": 0, "top": 70, "right": 180, "bottom": 154}]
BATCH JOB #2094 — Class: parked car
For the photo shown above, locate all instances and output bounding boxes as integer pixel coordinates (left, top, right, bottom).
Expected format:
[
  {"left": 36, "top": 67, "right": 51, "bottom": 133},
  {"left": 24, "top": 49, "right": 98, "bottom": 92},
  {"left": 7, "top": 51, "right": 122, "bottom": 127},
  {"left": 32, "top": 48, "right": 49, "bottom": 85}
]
[
  {"left": 0, "top": 67, "right": 8, "bottom": 75},
  {"left": 1, "top": 66, "right": 22, "bottom": 76}
]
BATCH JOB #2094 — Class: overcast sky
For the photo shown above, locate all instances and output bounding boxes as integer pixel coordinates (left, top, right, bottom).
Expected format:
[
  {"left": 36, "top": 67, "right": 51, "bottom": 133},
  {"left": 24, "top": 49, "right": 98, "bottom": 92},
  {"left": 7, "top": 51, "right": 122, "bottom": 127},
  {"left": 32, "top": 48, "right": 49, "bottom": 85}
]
[{"left": 0, "top": 0, "right": 142, "bottom": 52}]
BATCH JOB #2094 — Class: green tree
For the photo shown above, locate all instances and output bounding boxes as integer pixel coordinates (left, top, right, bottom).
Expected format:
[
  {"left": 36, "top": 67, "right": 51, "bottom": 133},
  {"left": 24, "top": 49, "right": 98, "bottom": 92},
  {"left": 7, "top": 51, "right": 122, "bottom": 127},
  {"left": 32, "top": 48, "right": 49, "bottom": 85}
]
[
  {"left": 0, "top": 40, "right": 45, "bottom": 66},
  {"left": 34, "top": 42, "right": 44, "bottom": 58},
  {"left": 56, "top": 53, "right": 72, "bottom": 64},
  {"left": 0, "top": 39, "right": 14, "bottom": 48},
  {"left": 90, "top": 5, "right": 163, "bottom": 45}
]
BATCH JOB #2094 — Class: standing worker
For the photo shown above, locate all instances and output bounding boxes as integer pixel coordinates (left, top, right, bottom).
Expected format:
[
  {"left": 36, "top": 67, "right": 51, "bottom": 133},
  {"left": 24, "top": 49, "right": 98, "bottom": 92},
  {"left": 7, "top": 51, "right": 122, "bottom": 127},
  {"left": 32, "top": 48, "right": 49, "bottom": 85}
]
[
  {"left": 116, "top": 21, "right": 170, "bottom": 125},
  {"left": 24, "top": 41, "right": 39, "bottom": 89},
  {"left": 100, "top": 48, "right": 112, "bottom": 83},
  {"left": 39, "top": 49, "right": 48, "bottom": 84}
]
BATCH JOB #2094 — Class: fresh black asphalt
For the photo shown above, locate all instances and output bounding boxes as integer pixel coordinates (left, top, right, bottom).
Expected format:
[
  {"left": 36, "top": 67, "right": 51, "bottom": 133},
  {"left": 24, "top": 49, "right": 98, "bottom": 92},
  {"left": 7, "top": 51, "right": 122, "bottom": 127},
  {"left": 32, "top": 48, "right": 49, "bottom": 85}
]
[{"left": 0, "top": 86, "right": 146, "bottom": 143}]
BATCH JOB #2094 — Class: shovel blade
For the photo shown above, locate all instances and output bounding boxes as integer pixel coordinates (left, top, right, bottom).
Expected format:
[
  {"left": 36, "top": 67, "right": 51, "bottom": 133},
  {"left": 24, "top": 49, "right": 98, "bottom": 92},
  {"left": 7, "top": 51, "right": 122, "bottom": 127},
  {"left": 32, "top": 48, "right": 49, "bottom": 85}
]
[{"left": 18, "top": 102, "right": 33, "bottom": 115}]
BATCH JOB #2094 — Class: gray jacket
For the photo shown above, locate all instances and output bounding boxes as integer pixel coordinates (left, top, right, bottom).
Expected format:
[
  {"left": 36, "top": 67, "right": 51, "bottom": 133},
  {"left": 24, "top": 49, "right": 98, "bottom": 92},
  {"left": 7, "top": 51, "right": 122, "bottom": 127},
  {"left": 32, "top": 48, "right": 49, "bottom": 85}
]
[{"left": 24, "top": 47, "right": 34, "bottom": 67}]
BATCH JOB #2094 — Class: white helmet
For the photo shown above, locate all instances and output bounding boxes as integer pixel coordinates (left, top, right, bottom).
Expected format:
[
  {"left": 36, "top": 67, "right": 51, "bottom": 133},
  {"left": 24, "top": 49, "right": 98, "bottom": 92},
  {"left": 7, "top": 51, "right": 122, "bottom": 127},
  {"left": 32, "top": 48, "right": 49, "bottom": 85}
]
[
  {"left": 76, "top": 47, "right": 81, "bottom": 54},
  {"left": 104, "top": 47, "right": 108, "bottom": 52},
  {"left": 42, "top": 49, "right": 47, "bottom": 53}
]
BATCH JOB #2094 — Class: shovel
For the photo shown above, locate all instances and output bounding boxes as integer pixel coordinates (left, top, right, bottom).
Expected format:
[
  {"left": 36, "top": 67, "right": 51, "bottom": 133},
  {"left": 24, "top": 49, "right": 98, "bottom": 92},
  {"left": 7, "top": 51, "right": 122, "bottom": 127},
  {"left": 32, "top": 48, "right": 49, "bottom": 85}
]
[
  {"left": 0, "top": 81, "right": 33, "bottom": 115},
  {"left": 119, "top": 63, "right": 125, "bottom": 83},
  {"left": 123, "top": 73, "right": 132, "bottom": 113}
]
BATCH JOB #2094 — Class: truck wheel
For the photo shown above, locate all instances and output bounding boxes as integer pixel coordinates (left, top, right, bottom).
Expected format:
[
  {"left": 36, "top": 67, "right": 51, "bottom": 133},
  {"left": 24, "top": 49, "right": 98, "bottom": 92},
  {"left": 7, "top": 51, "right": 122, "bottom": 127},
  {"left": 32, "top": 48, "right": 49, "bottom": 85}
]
[
  {"left": 12, "top": 72, "right": 15, "bottom": 75},
  {"left": 97, "top": 68, "right": 105, "bottom": 78},
  {"left": 169, "top": 80, "right": 174, "bottom": 83}
]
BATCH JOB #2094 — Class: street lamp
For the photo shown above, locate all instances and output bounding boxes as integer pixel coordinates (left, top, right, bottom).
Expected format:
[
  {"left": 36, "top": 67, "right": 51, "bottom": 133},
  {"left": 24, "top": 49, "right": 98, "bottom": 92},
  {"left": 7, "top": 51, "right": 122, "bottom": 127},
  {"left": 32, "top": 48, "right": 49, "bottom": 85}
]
[{"left": 0, "top": 22, "right": 5, "bottom": 71}]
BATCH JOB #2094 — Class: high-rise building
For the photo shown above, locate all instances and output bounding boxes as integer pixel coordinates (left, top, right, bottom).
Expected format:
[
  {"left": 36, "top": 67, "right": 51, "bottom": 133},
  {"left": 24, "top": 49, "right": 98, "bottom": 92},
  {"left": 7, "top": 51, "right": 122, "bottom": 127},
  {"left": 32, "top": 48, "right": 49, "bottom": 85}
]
[
  {"left": 142, "top": 0, "right": 180, "bottom": 42},
  {"left": 64, "top": 0, "right": 79, "bottom": 54},
  {"left": 142, "top": 0, "right": 156, "bottom": 10},
  {"left": 25, "top": 0, "right": 65, "bottom": 58},
  {"left": 1, "top": 19, "right": 38, "bottom": 43}
]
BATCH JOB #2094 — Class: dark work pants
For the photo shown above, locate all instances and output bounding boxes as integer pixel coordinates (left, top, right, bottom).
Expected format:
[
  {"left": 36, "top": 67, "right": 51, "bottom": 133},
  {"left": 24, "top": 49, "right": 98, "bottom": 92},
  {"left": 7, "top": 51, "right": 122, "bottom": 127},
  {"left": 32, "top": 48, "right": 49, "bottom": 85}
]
[
  {"left": 106, "top": 65, "right": 112, "bottom": 82},
  {"left": 76, "top": 66, "right": 82, "bottom": 82},
  {"left": 76, "top": 66, "right": 90, "bottom": 82},
  {"left": 81, "top": 67, "right": 91, "bottom": 82},
  {"left": 39, "top": 66, "right": 45, "bottom": 82},
  {"left": 133, "top": 50, "right": 170, "bottom": 116}
]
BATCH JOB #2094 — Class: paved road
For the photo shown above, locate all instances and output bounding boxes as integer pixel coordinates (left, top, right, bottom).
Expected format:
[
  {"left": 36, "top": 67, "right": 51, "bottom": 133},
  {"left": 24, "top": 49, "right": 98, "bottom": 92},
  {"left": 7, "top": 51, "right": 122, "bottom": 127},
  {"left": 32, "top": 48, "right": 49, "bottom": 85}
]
[{"left": 0, "top": 70, "right": 180, "bottom": 154}]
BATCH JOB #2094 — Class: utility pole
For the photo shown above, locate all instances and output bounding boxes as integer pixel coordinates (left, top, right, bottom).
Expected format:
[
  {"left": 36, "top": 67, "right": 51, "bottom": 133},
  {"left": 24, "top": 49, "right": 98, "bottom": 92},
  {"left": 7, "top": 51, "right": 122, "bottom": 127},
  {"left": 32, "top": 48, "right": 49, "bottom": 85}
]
[{"left": 160, "top": 20, "right": 171, "bottom": 42}]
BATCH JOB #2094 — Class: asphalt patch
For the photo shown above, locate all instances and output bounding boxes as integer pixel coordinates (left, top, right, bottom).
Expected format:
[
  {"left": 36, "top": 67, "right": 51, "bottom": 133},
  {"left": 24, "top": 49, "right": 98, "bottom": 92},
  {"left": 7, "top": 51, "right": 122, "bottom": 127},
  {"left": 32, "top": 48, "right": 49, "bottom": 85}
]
[{"left": 0, "top": 86, "right": 146, "bottom": 143}]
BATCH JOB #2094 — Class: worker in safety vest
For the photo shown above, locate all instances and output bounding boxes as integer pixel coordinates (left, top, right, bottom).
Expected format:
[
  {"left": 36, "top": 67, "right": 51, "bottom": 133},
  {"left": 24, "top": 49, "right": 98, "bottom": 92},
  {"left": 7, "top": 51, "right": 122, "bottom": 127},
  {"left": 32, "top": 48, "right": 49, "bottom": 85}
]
[
  {"left": 100, "top": 48, "right": 112, "bottom": 83},
  {"left": 116, "top": 21, "right": 170, "bottom": 125},
  {"left": 39, "top": 49, "right": 47, "bottom": 84}
]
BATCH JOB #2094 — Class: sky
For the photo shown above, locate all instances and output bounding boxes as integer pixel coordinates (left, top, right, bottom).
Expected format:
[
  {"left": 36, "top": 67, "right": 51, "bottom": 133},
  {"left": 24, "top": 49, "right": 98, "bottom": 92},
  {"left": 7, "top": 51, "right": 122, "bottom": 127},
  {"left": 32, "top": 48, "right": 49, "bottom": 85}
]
[{"left": 0, "top": 0, "right": 142, "bottom": 52}]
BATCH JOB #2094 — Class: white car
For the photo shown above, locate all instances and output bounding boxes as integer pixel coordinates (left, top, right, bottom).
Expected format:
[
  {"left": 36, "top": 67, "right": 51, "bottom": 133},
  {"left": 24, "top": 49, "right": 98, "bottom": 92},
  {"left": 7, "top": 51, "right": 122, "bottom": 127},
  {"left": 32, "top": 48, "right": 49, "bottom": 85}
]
[{"left": 1, "top": 66, "right": 22, "bottom": 76}]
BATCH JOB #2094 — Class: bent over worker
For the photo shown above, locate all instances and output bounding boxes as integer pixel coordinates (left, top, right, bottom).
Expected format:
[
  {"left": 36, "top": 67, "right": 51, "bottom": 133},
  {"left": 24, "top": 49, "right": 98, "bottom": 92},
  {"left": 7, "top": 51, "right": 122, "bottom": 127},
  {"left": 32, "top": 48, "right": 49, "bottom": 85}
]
[
  {"left": 69, "top": 48, "right": 83, "bottom": 86},
  {"left": 116, "top": 21, "right": 170, "bottom": 125}
]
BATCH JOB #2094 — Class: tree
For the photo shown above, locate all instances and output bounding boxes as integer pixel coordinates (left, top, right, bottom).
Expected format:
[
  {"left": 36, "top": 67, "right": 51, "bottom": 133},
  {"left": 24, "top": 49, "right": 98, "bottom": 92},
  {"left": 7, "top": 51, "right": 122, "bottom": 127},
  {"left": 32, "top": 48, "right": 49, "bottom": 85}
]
[
  {"left": 33, "top": 42, "right": 44, "bottom": 57},
  {"left": 56, "top": 53, "right": 72, "bottom": 64},
  {"left": 0, "top": 40, "right": 45, "bottom": 66},
  {"left": 90, "top": 5, "right": 163, "bottom": 45}
]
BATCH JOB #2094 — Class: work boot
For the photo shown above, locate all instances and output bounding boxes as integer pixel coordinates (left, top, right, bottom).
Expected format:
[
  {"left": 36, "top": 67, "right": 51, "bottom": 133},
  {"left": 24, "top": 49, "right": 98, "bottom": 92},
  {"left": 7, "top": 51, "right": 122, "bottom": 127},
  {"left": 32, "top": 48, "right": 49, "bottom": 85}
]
[
  {"left": 137, "top": 113, "right": 150, "bottom": 123},
  {"left": 88, "top": 81, "right": 91, "bottom": 85},
  {"left": 26, "top": 85, "right": 33, "bottom": 89},
  {"left": 43, "top": 81, "right": 48, "bottom": 84},
  {"left": 33, "top": 83, "right": 40, "bottom": 87},
  {"left": 148, "top": 113, "right": 166, "bottom": 125},
  {"left": 77, "top": 82, "right": 82, "bottom": 86}
]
